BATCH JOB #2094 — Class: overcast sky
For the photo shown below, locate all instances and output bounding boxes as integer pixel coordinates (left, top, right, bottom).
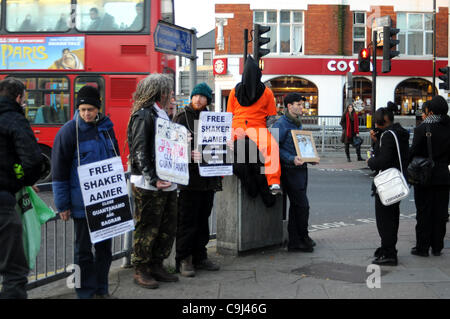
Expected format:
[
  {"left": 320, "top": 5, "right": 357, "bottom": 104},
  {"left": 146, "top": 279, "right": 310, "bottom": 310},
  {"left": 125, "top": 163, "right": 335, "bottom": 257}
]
[{"left": 174, "top": 0, "right": 216, "bottom": 37}]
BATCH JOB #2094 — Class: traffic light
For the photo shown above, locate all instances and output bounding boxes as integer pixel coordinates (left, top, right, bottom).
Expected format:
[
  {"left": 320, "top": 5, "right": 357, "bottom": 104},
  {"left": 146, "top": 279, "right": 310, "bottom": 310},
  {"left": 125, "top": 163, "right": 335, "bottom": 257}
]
[
  {"left": 358, "top": 48, "right": 370, "bottom": 72},
  {"left": 438, "top": 66, "right": 449, "bottom": 90},
  {"left": 253, "top": 24, "right": 271, "bottom": 63},
  {"left": 381, "top": 26, "right": 400, "bottom": 73}
]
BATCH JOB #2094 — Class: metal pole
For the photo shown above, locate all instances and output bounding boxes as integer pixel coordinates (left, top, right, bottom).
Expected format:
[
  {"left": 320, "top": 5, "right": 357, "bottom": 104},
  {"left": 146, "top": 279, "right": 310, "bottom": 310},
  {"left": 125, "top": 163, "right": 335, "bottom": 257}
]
[
  {"left": 371, "top": 30, "right": 377, "bottom": 127},
  {"left": 433, "top": 0, "right": 437, "bottom": 95},
  {"left": 189, "top": 28, "right": 198, "bottom": 94},
  {"left": 244, "top": 29, "right": 248, "bottom": 63}
]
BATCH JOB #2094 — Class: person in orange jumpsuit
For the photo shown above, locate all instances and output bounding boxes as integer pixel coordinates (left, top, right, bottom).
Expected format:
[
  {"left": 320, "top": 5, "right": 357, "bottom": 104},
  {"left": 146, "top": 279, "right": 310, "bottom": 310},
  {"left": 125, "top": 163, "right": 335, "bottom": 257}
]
[{"left": 227, "top": 56, "right": 281, "bottom": 194}]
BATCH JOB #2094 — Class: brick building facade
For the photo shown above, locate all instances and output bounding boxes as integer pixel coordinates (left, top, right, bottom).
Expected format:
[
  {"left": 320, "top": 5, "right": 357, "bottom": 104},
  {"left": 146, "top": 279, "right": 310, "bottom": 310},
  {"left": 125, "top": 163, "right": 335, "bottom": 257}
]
[{"left": 213, "top": 0, "right": 449, "bottom": 117}]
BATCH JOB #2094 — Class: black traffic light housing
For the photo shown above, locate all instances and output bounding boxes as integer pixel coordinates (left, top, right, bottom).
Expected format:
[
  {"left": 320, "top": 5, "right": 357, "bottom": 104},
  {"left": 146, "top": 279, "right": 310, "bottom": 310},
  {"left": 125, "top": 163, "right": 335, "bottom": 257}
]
[
  {"left": 358, "top": 48, "right": 370, "bottom": 72},
  {"left": 381, "top": 26, "right": 400, "bottom": 73},
  {"left": 438, "top": 66, "right": 449, "bottom": 90},
  {"left": 253, "top": 24, "right": 271, "bottom": 64}
]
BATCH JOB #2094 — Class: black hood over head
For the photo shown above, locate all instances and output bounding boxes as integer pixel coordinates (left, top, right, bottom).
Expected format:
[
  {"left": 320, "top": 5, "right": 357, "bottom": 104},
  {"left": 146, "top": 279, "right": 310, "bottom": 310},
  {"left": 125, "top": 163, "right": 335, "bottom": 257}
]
[{"left": 234, "top": 56, "right": 266, "bottom": 106}]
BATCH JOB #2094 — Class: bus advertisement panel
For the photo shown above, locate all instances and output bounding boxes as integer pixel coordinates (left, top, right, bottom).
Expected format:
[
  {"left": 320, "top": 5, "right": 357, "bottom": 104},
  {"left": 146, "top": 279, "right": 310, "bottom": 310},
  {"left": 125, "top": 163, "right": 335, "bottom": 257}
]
[{"left": 0, "top": 36, "right": 85, "bottom": 70}]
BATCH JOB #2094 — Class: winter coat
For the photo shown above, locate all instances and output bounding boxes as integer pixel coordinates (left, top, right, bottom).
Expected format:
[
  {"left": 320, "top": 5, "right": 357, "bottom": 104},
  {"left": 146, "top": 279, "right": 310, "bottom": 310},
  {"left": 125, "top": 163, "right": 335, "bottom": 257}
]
[
  {"left": 0, "top": 96, "right": 44, "bottom": 194},
  {"left": 271, "top": 114, "right": 307, "bottom": 169},
  {"left": 52, "top": 112, "right": 119, "bottom": 218},
  {"left": 127, "top": 104, "right": 159, "bottom": 187},
  {"left": 340, "top": 111, "right": 359, "bottom": 144},
  {"left": 409, "top": 116, "right": 450, "bottom": 186},
  {"left": 367, "top": 123, "right": 410, "bottom": 193},
  {"left": 172, "top": 105, "right": 222, "bottom": 192}
]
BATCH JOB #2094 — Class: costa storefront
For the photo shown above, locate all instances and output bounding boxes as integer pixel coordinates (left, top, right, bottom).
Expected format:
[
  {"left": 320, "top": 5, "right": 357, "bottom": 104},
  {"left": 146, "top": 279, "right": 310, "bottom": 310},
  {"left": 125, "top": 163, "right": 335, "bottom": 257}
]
[{"left": 214, "top": 56, "right": 448, "bottom": 117}]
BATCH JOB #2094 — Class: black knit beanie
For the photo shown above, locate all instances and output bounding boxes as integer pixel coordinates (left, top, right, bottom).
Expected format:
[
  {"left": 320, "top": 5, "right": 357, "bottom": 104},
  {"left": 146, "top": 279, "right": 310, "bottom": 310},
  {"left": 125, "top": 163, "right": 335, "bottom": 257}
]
[{"left": 77, "top": 85, "right": 101, "bottom": 109}]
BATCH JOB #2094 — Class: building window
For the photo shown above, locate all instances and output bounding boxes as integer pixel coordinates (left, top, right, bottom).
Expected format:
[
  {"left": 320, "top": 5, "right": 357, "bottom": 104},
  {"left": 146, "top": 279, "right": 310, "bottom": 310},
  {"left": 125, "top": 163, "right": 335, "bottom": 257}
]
[
  {"left": 203, "top": 51, "right": 212, "bottom": 66},
  {"left": 353, "top": 12, "right": 366, "bottom": 54},
  {"left": 253, "top": 10, "right": 303, "bottom": 55},
  {"left": 395, "top": 78, "right": 436, "bottom": 115},
  {"left": 397, "top": 13, "right": 433, "bottom": 56}
]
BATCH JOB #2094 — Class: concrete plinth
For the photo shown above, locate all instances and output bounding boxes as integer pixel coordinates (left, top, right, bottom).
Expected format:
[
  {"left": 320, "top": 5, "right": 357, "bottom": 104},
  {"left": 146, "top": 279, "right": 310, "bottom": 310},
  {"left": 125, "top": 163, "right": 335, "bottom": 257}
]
[{"left": 215, "top": 175, "right": 284, "bottom": 255}]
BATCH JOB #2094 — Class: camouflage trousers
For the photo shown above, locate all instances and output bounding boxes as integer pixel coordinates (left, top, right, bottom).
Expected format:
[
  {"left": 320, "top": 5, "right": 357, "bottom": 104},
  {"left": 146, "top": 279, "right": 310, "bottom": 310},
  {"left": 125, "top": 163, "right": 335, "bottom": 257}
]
[{"left": 131, "top": 186, "right": 177, "bottom": 267}]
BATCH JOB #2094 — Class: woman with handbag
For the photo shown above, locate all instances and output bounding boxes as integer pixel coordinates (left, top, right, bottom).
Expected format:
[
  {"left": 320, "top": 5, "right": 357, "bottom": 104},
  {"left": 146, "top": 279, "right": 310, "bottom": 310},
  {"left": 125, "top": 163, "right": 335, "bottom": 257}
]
[
  {"left": 367, "top": 105, "right": 409, "bottom": 266},
  {"left": 408, "top": 95, "right": 450, "bottom": 257},
  {"left": 340, "top": 103, "right": 363, "bottom": 162}
]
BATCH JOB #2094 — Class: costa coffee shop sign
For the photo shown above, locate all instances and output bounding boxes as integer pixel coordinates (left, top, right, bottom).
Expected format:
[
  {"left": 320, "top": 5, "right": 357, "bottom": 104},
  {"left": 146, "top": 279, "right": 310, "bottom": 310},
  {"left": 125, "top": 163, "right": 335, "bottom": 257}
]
[{"left": 239, "top": 57, "right": 448, "bottom": 77}]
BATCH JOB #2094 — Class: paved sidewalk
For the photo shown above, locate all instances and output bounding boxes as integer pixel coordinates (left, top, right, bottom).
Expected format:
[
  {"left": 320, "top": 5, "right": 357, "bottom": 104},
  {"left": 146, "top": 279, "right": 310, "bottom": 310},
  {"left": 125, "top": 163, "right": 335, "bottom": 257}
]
[
  {"left": 27, "top": 154, "right": 450, "bottom": 299},
  {"left": 28, "top": 219, "right": 450, "bottom": 299}
]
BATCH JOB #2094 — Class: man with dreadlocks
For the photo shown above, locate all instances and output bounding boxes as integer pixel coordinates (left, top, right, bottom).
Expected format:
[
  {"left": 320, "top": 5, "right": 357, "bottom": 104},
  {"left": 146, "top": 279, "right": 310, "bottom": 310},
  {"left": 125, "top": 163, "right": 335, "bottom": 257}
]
[{"left": 127, "top": 74, "right": 179, "bottom": 289}]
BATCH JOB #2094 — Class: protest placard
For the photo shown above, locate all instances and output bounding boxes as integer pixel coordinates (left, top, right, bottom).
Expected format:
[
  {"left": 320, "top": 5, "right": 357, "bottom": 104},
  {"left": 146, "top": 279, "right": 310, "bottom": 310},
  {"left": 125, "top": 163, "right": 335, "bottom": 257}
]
[
  {"left": 197, "top": 111, "right": 233, "bottom": 177},
  {"left": 77, "top": 156, "right": 134, "bottom": 244},
  {"left": 155, "top": 117, "right": 189, "bottom": 185}
]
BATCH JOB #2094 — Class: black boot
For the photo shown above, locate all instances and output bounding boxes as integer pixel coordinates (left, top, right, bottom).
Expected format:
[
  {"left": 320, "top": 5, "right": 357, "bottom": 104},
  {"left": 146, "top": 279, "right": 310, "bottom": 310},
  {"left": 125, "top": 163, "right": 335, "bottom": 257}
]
[
  {"left": 345, "top": 144, "right": 351, "bottom": 162},
  {"left": 356, "top": 146, "right": 364, "bottom": 161}
]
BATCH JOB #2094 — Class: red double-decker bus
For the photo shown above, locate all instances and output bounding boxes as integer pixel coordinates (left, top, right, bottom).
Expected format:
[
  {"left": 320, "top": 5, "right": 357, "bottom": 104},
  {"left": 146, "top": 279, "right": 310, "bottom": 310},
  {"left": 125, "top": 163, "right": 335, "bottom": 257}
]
[{"left": 0, "top": 0, "right": 175, "bottom": 182}]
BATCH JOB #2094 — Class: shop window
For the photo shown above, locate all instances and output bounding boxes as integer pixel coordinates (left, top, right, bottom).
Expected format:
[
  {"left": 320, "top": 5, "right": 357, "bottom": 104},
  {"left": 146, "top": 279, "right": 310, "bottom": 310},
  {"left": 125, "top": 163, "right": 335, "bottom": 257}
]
[
  {"left": 253, "top": 10, "right": 303, "bottom": 55},
  {"left": 265, "top": 76, "right": 318, "bottom": 115},
  {"left": 353, "top": 12, "right": 366, "bottom": 54},
  {"left": 6, "top": 0, "right": 71, "bottom": 32},
  {"left": 13, "top": 76, "right": 70, "bottom": 124},
  {"left": 394, "top": 78, "right": 436, "bottom": 115},
  {"left": 397, "top": 13, "right": 433, "bottom": 56},
  {"left": 74, "top": 76, "right": 105, "bottom": 113},
  {"left": 343, "top": 77, "right": 372, "bottom": 115}
]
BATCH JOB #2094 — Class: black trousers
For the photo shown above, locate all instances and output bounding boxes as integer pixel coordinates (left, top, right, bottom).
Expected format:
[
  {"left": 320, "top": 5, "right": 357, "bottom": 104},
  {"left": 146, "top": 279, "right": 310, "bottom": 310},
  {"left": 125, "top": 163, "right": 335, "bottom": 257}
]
[
  {"left": 0, "top": 191, "right": 28, "bottom": 299},
  {"left": 176, "top": 190, "right": 215, "bottom": 265},
  {"left": 414, "top": 185, "right": 449, "bottom": 252},
  {"left": 345, "top": 143, "right": 361, "bottom": 158},
  {"left": 375, "top": 194, "right": 400, "bottom": 257},
  {"left": 73, "top": 218, "right": 112, "bottom": 299},
  {"left": 281, "top": 167, "right": 310, "bottom": 248}
]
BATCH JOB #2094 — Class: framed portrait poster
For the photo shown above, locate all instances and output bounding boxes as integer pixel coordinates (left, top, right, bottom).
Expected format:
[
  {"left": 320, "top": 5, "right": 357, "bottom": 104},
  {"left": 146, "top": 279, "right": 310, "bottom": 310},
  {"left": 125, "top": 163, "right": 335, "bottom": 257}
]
[{"left": 291, "top": 130, "right": 320, "bottom": 163}]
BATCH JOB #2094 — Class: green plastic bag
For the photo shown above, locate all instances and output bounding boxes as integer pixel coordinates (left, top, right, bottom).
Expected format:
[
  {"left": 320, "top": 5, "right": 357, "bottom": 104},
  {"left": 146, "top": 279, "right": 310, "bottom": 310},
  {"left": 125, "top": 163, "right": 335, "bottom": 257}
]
[{"left": 15, "top": 186, "right": 56, "bottom": 270}]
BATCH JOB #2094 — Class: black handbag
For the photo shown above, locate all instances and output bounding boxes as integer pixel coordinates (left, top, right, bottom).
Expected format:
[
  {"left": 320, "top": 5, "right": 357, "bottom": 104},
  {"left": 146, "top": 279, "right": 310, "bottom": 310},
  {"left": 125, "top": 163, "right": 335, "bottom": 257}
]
[
  {"left": 352, "top": 136, "right": 363, "bottom": 147},
  {"left": 407, "top": 124, "right": 434, "bottom": 186}
]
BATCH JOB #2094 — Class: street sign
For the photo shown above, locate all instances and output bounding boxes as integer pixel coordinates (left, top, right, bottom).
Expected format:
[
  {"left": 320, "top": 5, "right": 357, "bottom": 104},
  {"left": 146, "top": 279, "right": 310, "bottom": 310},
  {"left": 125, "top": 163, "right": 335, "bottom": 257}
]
[{"left": 154, "top": 20, "right": 195, "bottom": 58}]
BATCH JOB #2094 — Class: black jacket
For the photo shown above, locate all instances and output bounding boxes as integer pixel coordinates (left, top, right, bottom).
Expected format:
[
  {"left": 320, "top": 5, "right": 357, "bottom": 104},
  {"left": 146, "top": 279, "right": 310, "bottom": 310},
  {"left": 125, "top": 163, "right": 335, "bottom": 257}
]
[
  {"left": 0, "top": 96, "right": 44, "bottom": 194},
  {"left": 127, "top": 105, "right": 159, "bottom": 187},
  {"left": 173, "top": 105, "right": 222, "bottom": 191},
  {"left": 368, "top": 123, "right": 410, "bottom": 193},
  {"left": 409, "top": 116, "right": 450, "bottom": 186}
]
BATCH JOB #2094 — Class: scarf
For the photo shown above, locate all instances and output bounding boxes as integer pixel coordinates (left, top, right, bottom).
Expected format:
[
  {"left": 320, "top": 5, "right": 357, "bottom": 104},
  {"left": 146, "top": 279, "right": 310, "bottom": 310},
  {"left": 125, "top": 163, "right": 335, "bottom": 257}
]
[
  {"left": 285, "top": 109, "right": 302, "bottom": 127},
  {"left": 423, "top": 114, "right": 442, "bottom": 124},
  {"left": 345, "top": 111, "right": 359, "bottom": 138}
]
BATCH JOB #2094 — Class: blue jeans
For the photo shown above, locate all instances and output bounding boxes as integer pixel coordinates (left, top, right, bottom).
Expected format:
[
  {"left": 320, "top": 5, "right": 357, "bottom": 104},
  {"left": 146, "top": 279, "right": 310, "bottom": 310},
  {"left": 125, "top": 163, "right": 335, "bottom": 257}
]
[
  {"left": 281, "top": 167, "right": 310, "bottom": 248},
  {"left": 73, "top": 218, "right": 112, "bottom": 299}
]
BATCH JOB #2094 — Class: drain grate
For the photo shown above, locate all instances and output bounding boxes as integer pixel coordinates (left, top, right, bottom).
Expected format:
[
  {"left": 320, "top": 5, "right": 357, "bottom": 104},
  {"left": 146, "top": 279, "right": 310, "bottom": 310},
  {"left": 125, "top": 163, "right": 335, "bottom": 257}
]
[{"left": 292, "top": 262, "right": 389, "bottom": 283}]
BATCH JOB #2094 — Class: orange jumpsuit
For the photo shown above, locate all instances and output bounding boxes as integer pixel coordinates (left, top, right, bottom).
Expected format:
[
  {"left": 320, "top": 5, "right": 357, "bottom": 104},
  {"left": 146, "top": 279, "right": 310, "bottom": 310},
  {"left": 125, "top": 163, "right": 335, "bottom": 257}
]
[{"left": 227, "top": 86, "right": 281, "bottom": 186}]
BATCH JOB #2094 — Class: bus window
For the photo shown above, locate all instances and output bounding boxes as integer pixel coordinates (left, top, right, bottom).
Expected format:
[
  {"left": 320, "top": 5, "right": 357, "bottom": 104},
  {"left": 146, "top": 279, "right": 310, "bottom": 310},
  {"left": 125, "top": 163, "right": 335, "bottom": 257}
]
[
  {"left": 74, "top": 76, "right": 105, "bottom": 113},
  {"left": 76, "top": 0, "right": 144, "bottom": 32},
  {"left": 14, "top": 77, "right": 70, "bottom": 125},
  {"left": 6, "top": 0, "right": 71, "bottom": 32},
  {"left": 161, "top": 0, "right": 174, "bottom": 24}
]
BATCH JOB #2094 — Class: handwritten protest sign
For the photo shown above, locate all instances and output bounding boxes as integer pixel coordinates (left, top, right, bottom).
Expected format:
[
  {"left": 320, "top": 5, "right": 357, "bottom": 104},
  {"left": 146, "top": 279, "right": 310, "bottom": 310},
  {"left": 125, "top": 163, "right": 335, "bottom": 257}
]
[
  {"left": 197, "top": 112, "right": 233, "bottom": 177},
  {"left": 155, "top": 118, "right": 189, "bottom": 185},
  {"left": 77, "top": 156, "right": 134, "bottom": 244}
]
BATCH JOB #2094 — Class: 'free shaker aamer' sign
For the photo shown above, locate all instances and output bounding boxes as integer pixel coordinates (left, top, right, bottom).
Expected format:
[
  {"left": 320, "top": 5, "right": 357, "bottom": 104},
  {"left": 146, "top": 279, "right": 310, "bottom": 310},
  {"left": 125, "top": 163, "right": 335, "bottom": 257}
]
[
  {"left": 155, "top": 117, "right": 189, "bottom": 185},
  {"left": 197, "top": 112, "right": 233, "bottom": 177},
  {"left": 78, "top": 156, "right": 134, "bottom": 244}
]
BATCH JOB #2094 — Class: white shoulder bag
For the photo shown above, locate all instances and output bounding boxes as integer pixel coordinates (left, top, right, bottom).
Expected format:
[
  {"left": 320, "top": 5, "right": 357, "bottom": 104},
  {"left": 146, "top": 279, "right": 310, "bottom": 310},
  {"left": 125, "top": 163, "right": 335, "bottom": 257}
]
[{"left": 373, "top": 130, "right": 409, "bottom": 206}]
